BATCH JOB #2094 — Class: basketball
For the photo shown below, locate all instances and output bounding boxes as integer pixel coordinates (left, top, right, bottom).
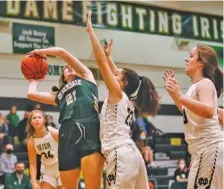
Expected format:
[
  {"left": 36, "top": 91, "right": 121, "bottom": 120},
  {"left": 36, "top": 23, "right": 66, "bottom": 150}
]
[{"left": 21, "top": 54, "right": 48, "bottom": 80}]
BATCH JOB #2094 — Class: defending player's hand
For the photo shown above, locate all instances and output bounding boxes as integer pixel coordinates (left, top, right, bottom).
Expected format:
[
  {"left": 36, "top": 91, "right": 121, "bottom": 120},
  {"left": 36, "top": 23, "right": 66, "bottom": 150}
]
[
  {"left": 165, "top": 78, "right": 181, "bottom": 98},
  {"left": 163, "top": 69, "right": 174, "bottom": 82},
  {"left": 104, "top": 39, "right": 113, "bottom": 56},
  {"left": 86, "top": 10, "right": 93, "bottom": 32}
]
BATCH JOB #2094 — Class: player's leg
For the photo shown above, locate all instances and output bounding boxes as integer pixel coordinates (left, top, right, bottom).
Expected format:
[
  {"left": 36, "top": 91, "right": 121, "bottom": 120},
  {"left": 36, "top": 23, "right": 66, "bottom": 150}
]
[
  {"left": 105, "top": 145, "right": 141, "bottom": 189},
  {"left": 40, "top": 164, "right": 65, "bottom": 189},
  {"left": 187, "top": 142, "right": 224, "bottom": 189},
  {"left": 81, "top": 152, "right": 104, "bottom": 189},
  {"left": 209, "top": 142, "right": 223, "bottom": 189},
  {"left": 134, "top": 145, "right": 150, "bottom": 189},
  {"left": 58, "top": 121, "right": 82, "bottom": 189},
  {"left": 78, "top": 120, "right": 104, "bottom": 189},
  {"left": 187, "top": 157, "right": 198, "bottom": 189},
  {"left": 60, "top": 169, "right": 81, "bottom": 189},
  {"left": 40, "top": 181, "right": 56, "bottom": 189}
]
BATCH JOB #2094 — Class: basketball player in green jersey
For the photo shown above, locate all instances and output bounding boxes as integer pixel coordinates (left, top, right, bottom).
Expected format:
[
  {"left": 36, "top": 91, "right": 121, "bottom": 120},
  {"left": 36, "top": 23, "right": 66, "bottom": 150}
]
[{"left": 26, "top": 47, "right": 104, "bottom": 189}]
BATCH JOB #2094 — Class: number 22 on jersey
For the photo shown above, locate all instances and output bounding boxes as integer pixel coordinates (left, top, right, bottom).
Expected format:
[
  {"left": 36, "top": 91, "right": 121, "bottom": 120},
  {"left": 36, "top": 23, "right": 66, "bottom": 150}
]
[{"left": 125, "top": 107, "right": 134, "bottom": 127}]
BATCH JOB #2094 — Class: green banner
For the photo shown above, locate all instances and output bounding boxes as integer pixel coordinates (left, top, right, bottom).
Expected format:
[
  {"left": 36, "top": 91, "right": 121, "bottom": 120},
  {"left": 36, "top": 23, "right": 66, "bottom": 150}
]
[
  {"left": 210, "top": 46, "right": 223, "bottom": 67},
  {"left": 0, "top": 1, "right": 223, "bottom": 43},
  {"left": 47, "top": 65, "right": 64, "bottom": 76},
  {"left": 13, "top": 23, "right": 55, "bottom": 54}
]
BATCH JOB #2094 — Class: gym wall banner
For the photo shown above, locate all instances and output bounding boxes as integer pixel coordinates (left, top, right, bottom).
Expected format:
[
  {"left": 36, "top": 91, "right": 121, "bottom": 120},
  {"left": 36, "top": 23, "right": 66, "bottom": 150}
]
[
  {"left": 0, "top": 1, "right": 222, "bottom": 43},
  {"left": 12, "top": 23, "right": 55, "bottom": 54},
  {"left": 210, "top": 45, "right": 223, "bottom": 67}
]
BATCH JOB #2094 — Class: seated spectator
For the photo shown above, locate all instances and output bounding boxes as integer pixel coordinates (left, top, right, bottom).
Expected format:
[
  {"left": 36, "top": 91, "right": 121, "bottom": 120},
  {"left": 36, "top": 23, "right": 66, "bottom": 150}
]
[
  {"left": 34, "top": 103, "right": 42, "bottom": 110},
  {"left": 174, "top": 159, "right": 188, "bottom": 182},
  {"left": 0, "top": 144, "right": 17, "bottom": 184},
  {"left": 0, "top": 113, "right": 12, "bottom": 153},
  {"left": 18, "top": 110, "right": 31, "bottom": 145},
  {"left": 6, "top": 106, "right": 20, "bottom": 138},
  {"left": 46, "top": 114, "right": 57, "bottom": 128},
  {"left": 132, "top": 114, "right": 154, "bottom": 166},
  {"left": 4, "top": 162, "right": 32, "bottom": 189}
]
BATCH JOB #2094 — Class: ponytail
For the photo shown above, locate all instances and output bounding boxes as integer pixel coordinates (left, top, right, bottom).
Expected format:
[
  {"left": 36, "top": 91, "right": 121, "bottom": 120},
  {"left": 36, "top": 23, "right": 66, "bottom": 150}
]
[
  {"left": 136, "top": 76, "right": 159, "bottom": 116},
  {"left": 214, "top": 67, "right": 223, "bottom": 98},
  {"left": 52, "top": 86, "right": 59, "bottom": 92}
]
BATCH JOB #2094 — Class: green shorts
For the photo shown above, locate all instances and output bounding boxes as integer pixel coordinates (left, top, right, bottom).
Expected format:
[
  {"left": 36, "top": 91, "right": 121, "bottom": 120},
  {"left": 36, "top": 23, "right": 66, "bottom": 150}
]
[{"left": 58, "top": 119, "right": 102, "bottom": 171}]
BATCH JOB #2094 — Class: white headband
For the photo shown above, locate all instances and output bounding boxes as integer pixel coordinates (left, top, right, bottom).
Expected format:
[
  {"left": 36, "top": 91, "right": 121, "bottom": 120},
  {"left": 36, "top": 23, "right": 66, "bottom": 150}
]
[{"left": 130, "top": 80, "right": 142, "bottom": 99}]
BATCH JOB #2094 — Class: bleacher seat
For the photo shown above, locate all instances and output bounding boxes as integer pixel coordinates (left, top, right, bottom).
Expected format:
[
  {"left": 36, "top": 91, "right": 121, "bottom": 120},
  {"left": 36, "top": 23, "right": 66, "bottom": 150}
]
[
  {"left": 23, "top": 160, "right": 29, "bottom": 168},
  {"left": 169, "top": 151, "right": 186, "bottom": 160},
  {"left": 151, "top": 175, "right": 174, "bottom": 186},
  {"left": 154, "top": 144, "right": 187, "bottom": 153},
  {"left": 14, "top": 144, "right": 27, "bottom": 153},
  {"left": 147, "top": 167, "right": 168, "bottom": 176},
  {"left": 15, "top": 152, "right": 28, "bottom": 161}
]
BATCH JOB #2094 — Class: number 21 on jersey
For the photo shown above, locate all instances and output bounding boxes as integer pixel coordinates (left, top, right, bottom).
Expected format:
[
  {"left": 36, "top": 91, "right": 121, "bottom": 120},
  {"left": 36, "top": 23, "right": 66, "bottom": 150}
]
[{"left": 66, "top": 91, "right": 76, "bottom": 105}]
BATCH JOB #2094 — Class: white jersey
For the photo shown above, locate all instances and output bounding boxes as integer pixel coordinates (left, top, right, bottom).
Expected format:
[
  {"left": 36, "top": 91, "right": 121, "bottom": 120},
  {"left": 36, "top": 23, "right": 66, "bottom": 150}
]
[
  {"left": 184, "top": 78, "right": 223, "bottom": 155},
  {"left": 100, "top": 92, "right": 135, "bottom": 155},
  {"left": 34, "top": 131, "right": 58, "bottom": 166}
]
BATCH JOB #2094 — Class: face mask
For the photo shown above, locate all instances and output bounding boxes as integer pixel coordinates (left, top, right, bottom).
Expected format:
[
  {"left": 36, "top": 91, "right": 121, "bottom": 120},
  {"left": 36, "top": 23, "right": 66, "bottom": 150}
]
[
  {"left": 16, "top": 170, "right": 24, "bottom": 175},
  {"left": 6, "top": 149, "right": 13, "bottom": 154}
]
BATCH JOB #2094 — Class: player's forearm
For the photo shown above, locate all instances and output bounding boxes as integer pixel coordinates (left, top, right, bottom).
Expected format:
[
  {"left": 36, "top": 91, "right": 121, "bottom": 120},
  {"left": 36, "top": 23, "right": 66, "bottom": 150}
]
[
  {"left": 88, "top": 30, "right": 107, "bottom": 64},
  {"left": 29, "top": 166, "right": 37, "bottom": 185},
  {"left": 106, "top": 55, "right": 118, "bottom": 75},
  {"left": 27, "top": 81, "right": 39, "bottom": 95},
  {"left": 180, "top": 95, "right": 215, "bottom": 118},
  {"left": 40, "top": 47, "right": 91, "bottom": 76},
  {"left": 38, "top": 47, "right": 65, "bottom": 57}
]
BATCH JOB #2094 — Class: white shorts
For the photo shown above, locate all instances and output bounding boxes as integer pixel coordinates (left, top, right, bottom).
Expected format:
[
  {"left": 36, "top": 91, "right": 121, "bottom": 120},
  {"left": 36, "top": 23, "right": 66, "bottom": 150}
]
[
  {"left": 104, "top": 144, "right": 149, "bottom": 189},
  {"left": 187, "top": 142, "right": 224, "bottom": 189},
  {"left": 40, "top": 163, "right": 62, "bottom": 188}
]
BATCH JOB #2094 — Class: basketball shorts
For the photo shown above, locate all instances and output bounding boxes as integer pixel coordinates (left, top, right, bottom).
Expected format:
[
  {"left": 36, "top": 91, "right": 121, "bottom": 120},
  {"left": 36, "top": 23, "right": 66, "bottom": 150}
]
[
  {"left": 58, "top": 119, "right": 102, "bottom": 171},
  {"left": 187, "top": 141, "right": 223, "bottom": 189},
  {"left": 40, "top": 163, "right": 62, "bottom": 188},
  {"left": 104, "top": 144, "right": 149, "bottom": 189}
]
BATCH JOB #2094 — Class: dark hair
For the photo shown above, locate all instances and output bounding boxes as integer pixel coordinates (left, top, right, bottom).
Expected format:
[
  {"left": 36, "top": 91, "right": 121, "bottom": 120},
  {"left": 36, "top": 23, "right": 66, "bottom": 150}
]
[
  {"left": 10, "top": 105, "right": 17, "bottom": 113},
  {"left": 197, "top": 44, "right": 223, "bottom": 97},
  {"left": 177, "top": 159, "right": 186, "bottom": 165},
  {"left": 122, "top": 68, "right": 159, "bottom": 116},
  {"left": 15, "top": 162, "right": 25, "bottom": 166},
  {"left": 52, "top": 65, "right": 67, "bottom": 92},
  {"left": 26, "top": 110, "right": 48, "bottom": 139}
]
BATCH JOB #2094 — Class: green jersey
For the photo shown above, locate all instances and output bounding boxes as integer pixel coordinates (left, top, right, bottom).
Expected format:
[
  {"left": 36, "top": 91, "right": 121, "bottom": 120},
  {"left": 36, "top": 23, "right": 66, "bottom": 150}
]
[{"left": 56, "top": 77, "right": 99, "bottom": 124}]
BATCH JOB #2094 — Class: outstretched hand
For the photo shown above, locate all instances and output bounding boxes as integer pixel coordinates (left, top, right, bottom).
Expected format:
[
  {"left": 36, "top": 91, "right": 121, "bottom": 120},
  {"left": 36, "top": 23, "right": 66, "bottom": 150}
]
[
  {"left": 164, "top": 77, "right": 182, "bottom": 99},
  {"left": 104, "top": 39, "right": 113, "bottom": 56},
  {"left": 163, "top": 69, "right": 174, "bottom": 82},
  {"left": 27, "top": 49, "right": 47, "bottom": 59},
  {"left": 86, "top": 10, "right": 93, "bottom": 32}
]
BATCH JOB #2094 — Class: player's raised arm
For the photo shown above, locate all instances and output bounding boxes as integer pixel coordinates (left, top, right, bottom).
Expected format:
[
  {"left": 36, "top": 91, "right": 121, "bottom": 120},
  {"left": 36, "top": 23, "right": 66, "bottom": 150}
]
[
  {"left": 29, "top": 47, "right": 96, "bottom": 84},
  {"left": 103, "top": 39, "right": 118, "bottom": 75},
  {"left": 86, "top": 11, "right": 122, "bottom": 103}
]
